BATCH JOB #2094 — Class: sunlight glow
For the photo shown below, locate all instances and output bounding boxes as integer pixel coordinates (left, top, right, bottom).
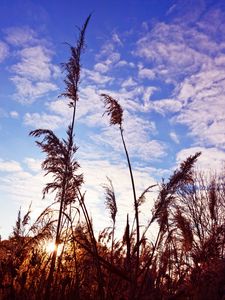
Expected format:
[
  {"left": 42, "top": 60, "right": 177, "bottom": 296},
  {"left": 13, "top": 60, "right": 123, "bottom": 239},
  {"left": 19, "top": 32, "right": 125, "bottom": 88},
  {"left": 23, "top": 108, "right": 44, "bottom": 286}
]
[{"left": 45, "top": 241, "right": 63, "bottom": 256}]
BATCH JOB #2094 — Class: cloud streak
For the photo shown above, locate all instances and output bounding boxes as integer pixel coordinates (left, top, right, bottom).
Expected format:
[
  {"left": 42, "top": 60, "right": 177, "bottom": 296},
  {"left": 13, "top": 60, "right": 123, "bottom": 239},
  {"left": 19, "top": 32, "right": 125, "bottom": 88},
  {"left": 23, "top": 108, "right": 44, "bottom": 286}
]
[
  {"left": 134, "top": 2, "right": 225, "bottom": 157},
  {"left": 4, "top": 27, "right": 60, "bottom": 104},
  {"left": 0, "top": 41, "right": 8, "bottom": 62}
]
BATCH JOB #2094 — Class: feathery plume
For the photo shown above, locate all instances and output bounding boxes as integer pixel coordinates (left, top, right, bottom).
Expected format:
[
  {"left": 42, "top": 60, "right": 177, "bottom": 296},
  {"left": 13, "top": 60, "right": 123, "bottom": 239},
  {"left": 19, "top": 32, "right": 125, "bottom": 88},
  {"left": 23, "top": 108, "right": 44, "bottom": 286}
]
[
  {"left": 103, "top": 177, "right": 117, "bottom": 223},
  {"left": 101, "top": 94, "right": 123, "bottom": 126},
  {"left": 61, "top": 15, "right": 91, "bottom": 107}
]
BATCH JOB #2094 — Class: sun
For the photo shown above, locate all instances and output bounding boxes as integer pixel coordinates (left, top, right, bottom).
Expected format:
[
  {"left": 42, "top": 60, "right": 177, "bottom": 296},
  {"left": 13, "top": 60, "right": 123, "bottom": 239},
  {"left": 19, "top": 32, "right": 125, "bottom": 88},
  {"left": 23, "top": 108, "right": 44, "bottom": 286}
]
[
  {"left": 44, "top": 241, "right": 63, "bottom": 256},
  {"left": 45, "top": 242, "right": 56, "bottom": 254}
]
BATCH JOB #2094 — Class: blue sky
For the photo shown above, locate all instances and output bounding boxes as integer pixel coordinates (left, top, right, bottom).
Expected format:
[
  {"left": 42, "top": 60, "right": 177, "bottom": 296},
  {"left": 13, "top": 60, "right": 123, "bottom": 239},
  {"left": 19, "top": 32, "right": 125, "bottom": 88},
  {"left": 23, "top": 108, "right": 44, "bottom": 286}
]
[{"left": 0, "top": 0, "right": 225, "bottom": 239}]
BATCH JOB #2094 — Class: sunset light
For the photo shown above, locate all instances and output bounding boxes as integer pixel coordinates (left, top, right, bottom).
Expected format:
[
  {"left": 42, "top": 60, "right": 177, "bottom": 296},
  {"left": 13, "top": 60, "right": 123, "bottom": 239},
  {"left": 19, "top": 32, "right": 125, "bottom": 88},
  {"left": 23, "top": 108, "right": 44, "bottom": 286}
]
[{"left": 45, "top": 241, "right": 63, "bottom": 256}]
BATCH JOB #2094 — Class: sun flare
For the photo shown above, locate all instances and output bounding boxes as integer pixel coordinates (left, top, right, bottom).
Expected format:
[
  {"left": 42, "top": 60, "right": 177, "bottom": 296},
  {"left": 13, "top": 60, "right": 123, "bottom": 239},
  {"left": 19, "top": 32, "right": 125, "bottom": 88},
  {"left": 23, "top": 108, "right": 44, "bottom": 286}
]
[
  {"left": 45, "top": 241, "right": 63, "bottom": 256},
  {"left": 45, "top": 242, "right": 56, "bottom": 254}
]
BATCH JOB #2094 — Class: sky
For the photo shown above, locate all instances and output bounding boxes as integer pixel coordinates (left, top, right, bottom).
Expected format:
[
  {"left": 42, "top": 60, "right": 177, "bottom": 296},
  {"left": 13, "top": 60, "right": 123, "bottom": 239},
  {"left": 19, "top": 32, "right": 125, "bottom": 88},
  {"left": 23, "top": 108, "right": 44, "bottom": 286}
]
[{"left": 0, "top": 0, "right": 225, "bottom": 239}]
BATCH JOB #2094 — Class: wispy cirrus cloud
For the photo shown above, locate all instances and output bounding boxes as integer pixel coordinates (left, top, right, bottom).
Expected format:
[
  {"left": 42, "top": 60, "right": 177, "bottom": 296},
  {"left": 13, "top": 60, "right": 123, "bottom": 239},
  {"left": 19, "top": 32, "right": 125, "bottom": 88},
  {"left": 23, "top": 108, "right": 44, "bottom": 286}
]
[
  {"left": 93, "top": 32, "right": 132, "bottom": 76},
  {"left": 24, "top": 157, "right": 42, "bottom": 173},
  {"left": 82, "top": 68, "right": 113, "bottom": 85},
  {"left": 136, "top": 22, "right": 212, "bottom": 80},
  {"left": 138, "top": 65, "right": 155, "bottom": 80},
  {"left": 79, "top": 157, "right": 157, "bottom": 236},
  {"left": 174, "top": 68, "right": 225, "bottom": 149},
  {"left": 0, "top": 41, "right": 8, "bottom": 62},
  {"left": 4, "top": 27, "right": 60, "bottom": 104},
  {"left": 0, "top": 154, "right": 157, "bottom": 238},
  {"left": 90, "top": 106, "right": 165, "bottom": 162},
  {"left": 149, "top": 98, "right": 182, "bottom": 115},
  {"left": 134, "top": 1, "right": 225, "bottom": 158},
  {"left": 46, "top": 85, "right": 103, "bottom": 127},
  {"left": 0, "top": 157, "right": 54, "bottom": 238},
  {"left": 166, "top": 0, "right": 206, "bottom": 24},
  {"left": 94, "top": 53, "right": 121, "bottom": 74},
  {"left": 22, "top": 84, "right": 103, "bottom": 130},
  {"left": 24, "top": 112, "right": 64, "bottom": 130},
  {"left": 9, "top": 111, "right": 19, "bottom": 119},
  {"left": 0, "top": 159, "right": 22, "bottom": 172},
  {"left": 17, "top": 1, "right": 225, "bottom": 173},
  {"left": 11, "top": 76, "right": 58, "bottom": 104},
  {"left": 176, "top": 146, "right": 225, "bottom": 172},
  {"left": 121, "top": 77, "right": 137, "bottom": 88},
  {"left": 4, "top": 27, "right": 36, "bottom": 46},
  {"left": 11, "top": 46, "right": 59, "bottom": 81},
  {"left": 34, "top": 80, "right": 166, "bottom": 163},
  {"left": 170, "top": 131, "right": 180, "bottom": 144}
]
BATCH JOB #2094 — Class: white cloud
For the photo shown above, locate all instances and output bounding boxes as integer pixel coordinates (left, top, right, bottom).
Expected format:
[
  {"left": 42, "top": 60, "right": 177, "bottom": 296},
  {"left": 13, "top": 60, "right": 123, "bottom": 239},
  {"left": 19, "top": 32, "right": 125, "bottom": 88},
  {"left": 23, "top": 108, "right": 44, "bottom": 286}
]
[
  {"left": 0, "top": 41, "right": 8, "bottom": 62},
  {"left": 112, "top": 33, "right": 122, "bottom": 45},
  {"left": 97, "top": 42, "right": 114, "bottom": 59},
  {"left": 6, "top": 29, "right": 60, "bottom": 104},
  {"left": 11, "top": 46, "right": 59, "bottom": 81},
  {"left": 176, "top": 147, "right": 225, "bottom": 173},
  {"left": 91, "top": 109, "right": 165, "bottom": 162},
  {"left": 0, "top": 167, "right": 51, "bottom": 205},
  {"left": 11, "top": 76, "right": 58, "bottom": 104},
  {"left": 122, "top": 114, "right": 166, "bottom": 161},
  {"left": 0, "top": 170, "right": 47, "bottom": 239},
  {"left": 115, "top": 60, "right": 127, "bottom": 67},
  {"left": 215, "top": 55, "right": 225, "bottom": 66},
  {"left": 105, "top": 52, "right": 121, "bottom": 65},
  {"left": 0, "top": 159, "right": 22, "bottom": 172},
  {"left": 166, "top": 0, "right": 206, "bottom": 24},
  {"left": 80, "top": 158, "right": 157, "bottom": 236},
  {"left": 4, "top": 27, "right": 36, "bottom": 46},
  {"left": 142, "top": 87, "right": 158, "bottom": 109},
  {"left": 93, "top": 32, "right": 123, "bottom": 76},
  {"left": 24, "top": 157, "right": 42, "bottom": 172},
  {"left": 115, "top": 60, "right": 135, "bottom": 68},
  {"left": 135, "top": 22, "right": 216, "bottom": 80},
  {"left": 9, "top": 111, "right": 19, "bottom": 118},
  {"left": 174, "top": 67, "right": 225, "bottom": 148},
  {"left": 24, "top": 112, "right": 64, "bottom": 129},
  {"left": 82, "top": 68, "right": 113, "bottom": 85},
  {"left": 93, "top": 51, "right": 121, "bottom": 75},
  {"left": 107, "top": 87, "right": 143, "bottom": 111},
  {"left": 138, "top": 67, "right": 155, "bottom": 80},
  {"left": 0, "top": 155, "right": 158, "bottom": 239},
  {"left": 166, "top": 3, "right": 177, "bottom": 16},
  {"left": 138, "top": 63, "right": 155, "bottom": 80},
  {"left": 42, "top": 86, "right": 104, "bottom": 130},
  {"left": 170, "top": 131, "right": 180, "bottom": 144},
  {"left": 47, "top": 98, "right": 71, "bottom": 118},
  {"left": 197, "top": 6, "right": 225, "bottom": 39},
  {"left": 134, "top": 12, "right": 225, "bottom": 151},
  {"left": 47, "top": 83, "right": 166, "bottom": 163},
  {"left": 76, "top": 85, "right": 105, "bottom": 123},
  {"left": 151, "top": 99, "right": 182, "bottom": 115},
  {"left": 121, "top": 77, "right": 137, "bottom": 88},
  {"left": 94, "top": 62, "right": 109, "bottom": 73},
  {"left": 96, "top": 33, "right": 121, "bottom": 60},
  {"left": 98, "top": 85, "right": 152, "bottom": 113}
]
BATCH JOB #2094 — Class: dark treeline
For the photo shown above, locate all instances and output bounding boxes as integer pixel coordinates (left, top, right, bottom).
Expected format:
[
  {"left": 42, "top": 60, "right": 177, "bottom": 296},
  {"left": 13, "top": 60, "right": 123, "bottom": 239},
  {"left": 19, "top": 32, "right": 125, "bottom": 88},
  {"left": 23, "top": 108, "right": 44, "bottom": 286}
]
[{"left": 0, "top": 16, "right": 225, "bottom": 300}]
